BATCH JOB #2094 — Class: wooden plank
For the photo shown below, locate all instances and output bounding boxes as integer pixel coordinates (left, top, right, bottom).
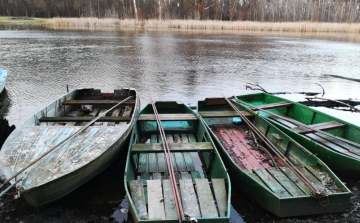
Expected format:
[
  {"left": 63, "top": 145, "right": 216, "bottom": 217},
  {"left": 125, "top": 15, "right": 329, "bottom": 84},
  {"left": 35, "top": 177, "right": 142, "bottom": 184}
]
[
  {"left": 180, "top": 172, "right": 190, "bottom": 179},
  {"left": 195, "top": 179, "right": 218, "bottom": 218},
  {"left": 252, "top": 101, "right": 293, "bottom": 110},
  {"left": 306, "top": 133, "right": 359, "bottom": 158},
  {"left": 267, "top": 167, "right": 305, "bottom": 197},
  {"left": 88, "top": 108, "right": 100, "bottom": 117},
  {"left": 157, "top": 135, "right": 167, "bottom": 172},
  {"left": 147, "top": 180, "right": 166, "bottom": 220},
  {"left": 183, "top": 152, "right": 195, "bottom": 171},
  {"left": 62, "top": 99, "right": 135, "bottom": 105},
  {"left": 148, "top": 153, "right": 157, "bottom": 173},
  {"left": 40, "top": 116, "right": 132, "bottom": 122},
  {"left": 163, "top": 180, "right": 178, "bottom": 220},
  {"left": 152, "top": 172, "right": 161, "bottom": 180},
  {"left": 181, "top": 134, "right": 195, "bottom": 171},
  {"left": 298, "top": 166, "right": 329, "bottom": 193},
  {"left": 138, "top": 113, "right": 198, "bottom": 121},
  {"left": 212, "top": 179, "right": 227, "bottom": 217},
  {"left": 314, "top": 132, "right": 360, "bottom": 156},
  {"left": 129, "top": 180, "right": 148, "bottom": 220},
  {"left": 157, "top": 153, "right": 167, "bottom": 172},
  {"left": 150, "top": 134, "right": 158, "bottom": 143},
  {"left": 191, "top": 171, "right": 201, "bottom": 180},
  {"left": 175, "top": 153, "right": 186, "bottom": 171},
  {"left": 269, "top": 116, "right": 298, "bottom": 128},
  {"left": 179, "top": 179, "right": 201, "bottom": 218},
  {"left": 132, "top": 142, "right": 214, "bottom": 152},
  {"left": 253, "top": 169, "right": 292, "bottom": 197},
  {"left": 199, "top": 110, "right": 253, "bottom": 118},
  {"left": 291, "top": 121, "right": 346, "bottom": 134},
  {"left": 141, "top": 173, "right": 150, "bottom": 204},
  {"left": 108, "top": 108, "right": 121, "bottom": 126},
  {"left": 167, "top": 134, "right": 178, "bottom": 172},
  {"left": 279, "top": 167, "right": 311, "bottom": 195},
  {"left": 119, "top": 106, "right": 132, "bottom": 126},
  {"left": 65, "top": 110, "right": 84, "bottom": 126},
  {"left": 138, "top": 153, "right": 147, "bottom": 173}
]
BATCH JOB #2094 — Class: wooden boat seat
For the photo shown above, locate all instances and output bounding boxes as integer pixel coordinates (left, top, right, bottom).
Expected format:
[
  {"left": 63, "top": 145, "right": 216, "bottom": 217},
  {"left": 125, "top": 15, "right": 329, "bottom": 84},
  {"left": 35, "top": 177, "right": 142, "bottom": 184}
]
[
  {"left": 199, "top": 110, "right": 253, "bottom": 118},
  {"left": 290, "top": 121, "right": 346, "bottom": 134},
  {"left": 251, "top": 101, "right": 293, "bottom": 111},
  {"left": 132, "top": 142, "right": 213, "bottom": 152},
  {"left": 138, "top": 114, "right": 198, "bottom": 121},
  {"left": 62, "top": 99, "right": 135, "bottom": 106},
  {"left": 129, "top": 178, "right": 227, "bottom": 220},
  {"left": 39, "top": 116, "right": 132, "bottom": 122}
]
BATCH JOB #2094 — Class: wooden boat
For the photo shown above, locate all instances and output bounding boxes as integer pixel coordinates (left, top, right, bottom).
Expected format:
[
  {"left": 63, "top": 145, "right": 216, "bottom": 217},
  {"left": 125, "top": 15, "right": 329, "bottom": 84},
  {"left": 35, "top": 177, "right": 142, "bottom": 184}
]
[
  {"left": 198, "top": 97, "right": 351, "bottom": 217},
  {"left": 235, "top": 93, "right": 360, "bottom": 177},
  {"left": 0, "top": 68, "right": 6, "bottom": 94},
  {"left": 0, "top": 88, "right": 139, "bottom": 207},
  {"left": 125, "top": 101, "right": 231, "bottom": 222}
]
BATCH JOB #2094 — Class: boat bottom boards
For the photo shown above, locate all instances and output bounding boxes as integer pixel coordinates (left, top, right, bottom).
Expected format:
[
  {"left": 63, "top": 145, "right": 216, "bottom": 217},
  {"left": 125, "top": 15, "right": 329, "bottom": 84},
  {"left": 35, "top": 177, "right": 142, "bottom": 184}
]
[
  {"left": 128, "top": 133, "right": 228, "bottom": 221},
  {"left": 210, "top": 123, "right": 342, "bottom": 198}
]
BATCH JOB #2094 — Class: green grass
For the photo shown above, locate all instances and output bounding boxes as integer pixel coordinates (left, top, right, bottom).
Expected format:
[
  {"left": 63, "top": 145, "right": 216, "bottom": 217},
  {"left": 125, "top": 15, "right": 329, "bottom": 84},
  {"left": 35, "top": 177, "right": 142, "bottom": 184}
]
[{"left": 0, "top": 16, "right": 49, "bottom": 24}]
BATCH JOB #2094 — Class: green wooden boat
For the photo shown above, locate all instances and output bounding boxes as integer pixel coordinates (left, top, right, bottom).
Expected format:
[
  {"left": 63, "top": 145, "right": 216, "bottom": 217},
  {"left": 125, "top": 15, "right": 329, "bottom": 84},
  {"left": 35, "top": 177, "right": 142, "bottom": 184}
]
[
  {"left": 0, "top": 88, "right": 139, "bottom": 207},
  {"left": 198, "top": 98, "right": 351, "bottom": 217},
  {"left": 235, "top": 93, "right": 360, "bottom": 177},
  {"left": 124, "top": 101, "right": 231, "bottom": 222}
]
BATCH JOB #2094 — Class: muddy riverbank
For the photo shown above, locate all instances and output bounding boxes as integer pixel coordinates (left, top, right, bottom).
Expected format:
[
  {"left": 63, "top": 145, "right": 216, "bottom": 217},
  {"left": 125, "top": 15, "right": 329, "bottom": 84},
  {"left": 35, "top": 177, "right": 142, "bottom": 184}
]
[{"left": 1, "top": 169, "right": 360, "bottom": 222}]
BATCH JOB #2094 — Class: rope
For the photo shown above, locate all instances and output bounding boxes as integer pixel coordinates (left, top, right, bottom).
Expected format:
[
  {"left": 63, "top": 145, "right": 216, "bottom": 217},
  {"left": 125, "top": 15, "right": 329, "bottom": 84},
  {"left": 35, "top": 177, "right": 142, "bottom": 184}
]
[{"left": 148, "top": 94, "right": 185, "bottom": 223}]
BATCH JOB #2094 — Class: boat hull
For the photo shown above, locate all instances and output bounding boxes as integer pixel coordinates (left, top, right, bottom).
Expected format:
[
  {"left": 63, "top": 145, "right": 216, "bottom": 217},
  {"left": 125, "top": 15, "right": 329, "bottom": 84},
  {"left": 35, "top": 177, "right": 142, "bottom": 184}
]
[
  {"left": 22, "top": 125, "right": 133, "bottom": 207},
  {"left": 198, "top": 98, "right": 351, "bottom": 217},
  {"left": 0, "top": 69, "right": 6, "bottom": 94},
  {"left": 0, "top": 88, "right": 139, "bottom": 208},
  {"left": 236, "top": 93, "right": 360, "bottom": 177},
  {"left": 211, "top": 133, "right": 351, "bottom": 217}
]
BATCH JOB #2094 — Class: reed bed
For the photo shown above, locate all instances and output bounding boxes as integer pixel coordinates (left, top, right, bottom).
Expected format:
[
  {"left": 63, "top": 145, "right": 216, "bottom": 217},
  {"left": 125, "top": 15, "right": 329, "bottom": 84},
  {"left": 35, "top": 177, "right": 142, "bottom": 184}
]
[{"left": 44, "top": 18, "right": 360, "bottom": 33}]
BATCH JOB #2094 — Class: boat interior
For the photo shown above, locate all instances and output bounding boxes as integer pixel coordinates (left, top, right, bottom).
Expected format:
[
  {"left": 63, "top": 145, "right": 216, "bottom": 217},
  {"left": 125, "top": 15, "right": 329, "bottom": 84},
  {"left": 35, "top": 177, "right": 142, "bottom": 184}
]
[
  {"left": 236, "top": 94, "right": 360, "bottom": 159},
  {"left": 198, "top": 98, "right": 347, "bottom": 199},
  {"left": 26, "top": 88, "right": 137, "bottom": 127},
  {"left": 126, "top": 102, "right": 229, "bottom": 221}
]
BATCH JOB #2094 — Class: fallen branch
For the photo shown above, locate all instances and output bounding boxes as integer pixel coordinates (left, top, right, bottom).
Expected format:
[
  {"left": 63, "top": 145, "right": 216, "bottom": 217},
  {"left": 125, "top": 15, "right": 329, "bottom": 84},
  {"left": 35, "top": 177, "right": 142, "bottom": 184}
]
[
  {"left": 245, "top": 83, "right": 268, "bottom": 93},
  {"left": 302, "top": 97, "right": 360, "bottom": 112},
  {"left": 326, "top": 74, "right": 360, "bottom": 83},
  {"left": 244, "top": 83, "right": 323, "bottom": 96}
]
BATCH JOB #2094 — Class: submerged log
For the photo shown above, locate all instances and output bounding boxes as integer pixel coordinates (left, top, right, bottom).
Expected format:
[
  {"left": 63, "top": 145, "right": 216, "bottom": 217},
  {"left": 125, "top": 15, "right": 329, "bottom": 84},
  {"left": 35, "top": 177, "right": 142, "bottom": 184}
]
[{"left": 299, "top": 98, "right": 360, "bottom": 111}]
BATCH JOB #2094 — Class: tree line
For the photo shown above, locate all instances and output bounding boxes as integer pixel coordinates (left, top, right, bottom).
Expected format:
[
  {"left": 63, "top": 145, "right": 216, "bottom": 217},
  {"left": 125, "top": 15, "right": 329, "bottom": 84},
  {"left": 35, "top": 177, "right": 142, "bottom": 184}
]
[{"left": 1, "top": 0, "right": 359, "bottom": 22}]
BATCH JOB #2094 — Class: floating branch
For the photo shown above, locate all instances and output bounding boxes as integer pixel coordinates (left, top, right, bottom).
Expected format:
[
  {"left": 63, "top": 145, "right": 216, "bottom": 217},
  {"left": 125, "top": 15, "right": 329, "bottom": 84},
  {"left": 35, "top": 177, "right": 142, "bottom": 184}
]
[{"left": 244, "top": 83, "right": 322, "bottom": 96}]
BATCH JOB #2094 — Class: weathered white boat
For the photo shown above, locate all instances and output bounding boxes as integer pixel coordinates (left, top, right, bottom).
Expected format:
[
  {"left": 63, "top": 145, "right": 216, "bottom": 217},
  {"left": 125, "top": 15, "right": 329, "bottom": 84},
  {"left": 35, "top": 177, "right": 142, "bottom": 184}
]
[
  {"left": 0, "top": 68, "right": 6, "bottom": 94},
  {"left": 0, "top": 88, "right": 139, "bottom": 207}
]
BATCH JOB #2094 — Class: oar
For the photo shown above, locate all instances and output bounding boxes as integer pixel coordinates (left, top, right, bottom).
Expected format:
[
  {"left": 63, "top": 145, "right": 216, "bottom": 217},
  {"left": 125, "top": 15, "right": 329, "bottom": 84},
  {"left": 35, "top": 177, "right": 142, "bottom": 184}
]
[
  {"left": 233, "top": 97, "right": 360, "bottom": 150},
  {"left": 0, "top": 95, "right": 133, "bottom": 193}
]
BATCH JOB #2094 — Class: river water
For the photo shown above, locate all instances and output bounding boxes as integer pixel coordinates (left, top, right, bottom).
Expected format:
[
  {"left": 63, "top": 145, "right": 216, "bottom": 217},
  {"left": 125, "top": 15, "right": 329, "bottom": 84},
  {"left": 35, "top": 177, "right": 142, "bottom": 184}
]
[{"left": 0, "top": 25, "right": 360, "bottom": 222}]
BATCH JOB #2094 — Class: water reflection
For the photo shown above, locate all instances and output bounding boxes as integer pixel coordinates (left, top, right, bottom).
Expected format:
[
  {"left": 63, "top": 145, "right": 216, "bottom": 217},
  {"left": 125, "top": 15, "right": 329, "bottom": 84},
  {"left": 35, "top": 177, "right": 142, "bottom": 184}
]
[{"left": 1, "top": 27, "right": 360, "bottom": 222}]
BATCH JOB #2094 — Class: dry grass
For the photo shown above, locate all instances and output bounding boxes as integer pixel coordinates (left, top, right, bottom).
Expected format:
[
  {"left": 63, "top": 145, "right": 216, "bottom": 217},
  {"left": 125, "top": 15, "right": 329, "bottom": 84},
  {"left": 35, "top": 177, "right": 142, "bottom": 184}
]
[{"left": 43, "top": 18, "right": 360, "bottom": 33}]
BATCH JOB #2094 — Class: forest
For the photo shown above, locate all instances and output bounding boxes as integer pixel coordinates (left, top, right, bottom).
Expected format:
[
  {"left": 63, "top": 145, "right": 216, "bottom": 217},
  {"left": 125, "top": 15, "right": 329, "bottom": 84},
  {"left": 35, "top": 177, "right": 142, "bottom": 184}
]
[{"left": 0, "top": 0, "right": 359, "bottom": 22}]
